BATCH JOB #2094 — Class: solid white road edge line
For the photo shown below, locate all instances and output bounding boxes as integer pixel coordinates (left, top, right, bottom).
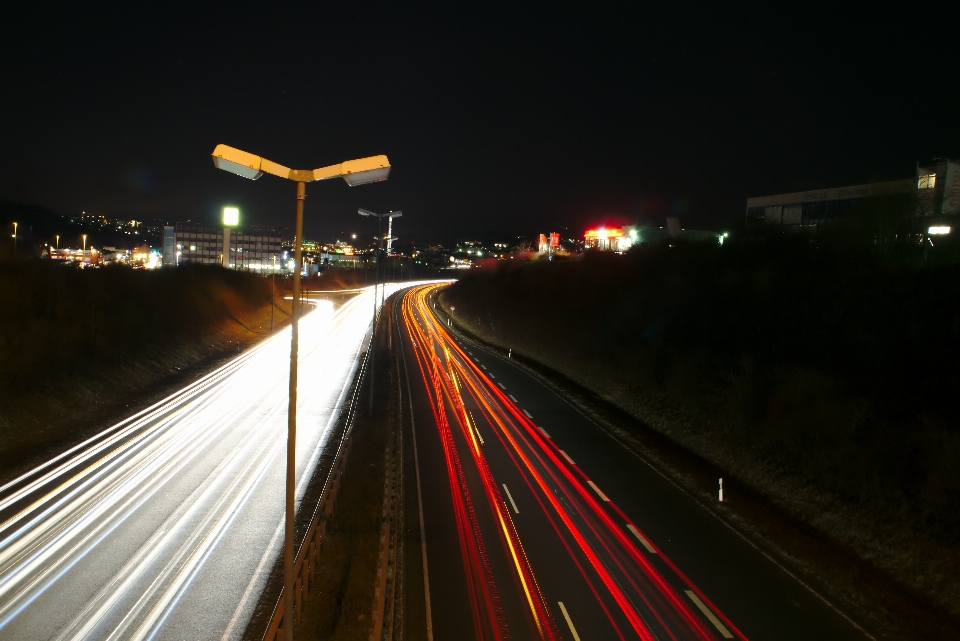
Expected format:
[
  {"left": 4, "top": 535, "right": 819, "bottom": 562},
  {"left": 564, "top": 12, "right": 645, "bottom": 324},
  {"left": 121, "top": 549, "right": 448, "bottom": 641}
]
[
  {"left": 587, "top": 480, "right": 609, "bottom": 502},
  {"left": 685, "top": 590, "right": 734, "bottom": 638},
  {"left": 559, "top": 450, "right": 575, "bottom": 465},
  {"left": 502, "top": 484, "right": 520, "bottom": 514},
  {"left": 557, "top": 602, "right": 581, "bottom": 641},
  {"left": 626, "top": 524, "right": 657, "bottom": 554}
]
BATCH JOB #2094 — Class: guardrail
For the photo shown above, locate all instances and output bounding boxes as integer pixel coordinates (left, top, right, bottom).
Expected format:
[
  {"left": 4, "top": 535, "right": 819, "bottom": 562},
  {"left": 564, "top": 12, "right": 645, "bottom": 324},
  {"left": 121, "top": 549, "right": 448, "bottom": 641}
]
[{"left": 261, "top": 344, "right": 371, "bottom": 641}]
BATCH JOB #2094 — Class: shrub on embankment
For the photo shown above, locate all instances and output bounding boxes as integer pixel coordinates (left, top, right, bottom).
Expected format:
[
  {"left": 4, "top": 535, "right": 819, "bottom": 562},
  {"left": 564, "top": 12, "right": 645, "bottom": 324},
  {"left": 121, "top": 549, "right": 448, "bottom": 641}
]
[
  {"left": 441, "top": 238, "right": 960, "bottom": 615},
  {"left": 0, "top": 261, "right": 278, "bottom": 464}
]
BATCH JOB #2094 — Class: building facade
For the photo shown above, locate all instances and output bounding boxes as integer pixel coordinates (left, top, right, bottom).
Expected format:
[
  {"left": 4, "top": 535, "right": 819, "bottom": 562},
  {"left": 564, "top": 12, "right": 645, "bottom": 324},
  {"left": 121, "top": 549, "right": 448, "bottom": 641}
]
[
  {"left": 161, "top": 222, "right": 282, "bottom": 270},
  {"left": 746, "top": 159, "right": 959, "bottom": 233}
]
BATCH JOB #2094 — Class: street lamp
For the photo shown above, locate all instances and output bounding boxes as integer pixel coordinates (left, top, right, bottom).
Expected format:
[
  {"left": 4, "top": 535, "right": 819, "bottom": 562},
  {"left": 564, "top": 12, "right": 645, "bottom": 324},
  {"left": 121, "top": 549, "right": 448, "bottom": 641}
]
[
  {"left": 211, "top": 144, "right": 390, "bottom": 641},
  {"left": 11, "top": 222, "right": 17, "bottom": 258},
  {"left": 222, "top": 206, "right": 240, "bottom": 268},
  {"left": 82, "top": 234, "right": 87, "bottom": 264},
  {"left": 357, "top": 209, "right": 401, "bottom": 414}
]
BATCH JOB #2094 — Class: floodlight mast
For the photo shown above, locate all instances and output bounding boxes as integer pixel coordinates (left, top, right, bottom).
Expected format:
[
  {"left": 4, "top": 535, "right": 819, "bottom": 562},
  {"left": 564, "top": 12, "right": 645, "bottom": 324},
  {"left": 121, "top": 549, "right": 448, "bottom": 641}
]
[{"left": 212, "top": 144, "right": 390, "bottom": 641}]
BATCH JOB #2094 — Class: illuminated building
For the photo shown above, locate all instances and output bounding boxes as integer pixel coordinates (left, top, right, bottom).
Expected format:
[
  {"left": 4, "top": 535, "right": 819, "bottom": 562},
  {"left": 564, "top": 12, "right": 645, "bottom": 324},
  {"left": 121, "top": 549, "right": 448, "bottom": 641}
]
[
  {"left": 162, "top": 222, "right": 282, "bottom": 270},
  {"left": 584, "top": 227, "right": 635, "bottom": 252}
]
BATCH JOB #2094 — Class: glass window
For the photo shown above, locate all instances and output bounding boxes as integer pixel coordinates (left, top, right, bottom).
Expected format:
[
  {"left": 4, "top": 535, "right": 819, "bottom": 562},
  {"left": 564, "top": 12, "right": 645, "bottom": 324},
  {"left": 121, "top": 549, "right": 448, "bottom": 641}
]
[{"left": 918, "top": 174, "right": 936, "bottom": 189}]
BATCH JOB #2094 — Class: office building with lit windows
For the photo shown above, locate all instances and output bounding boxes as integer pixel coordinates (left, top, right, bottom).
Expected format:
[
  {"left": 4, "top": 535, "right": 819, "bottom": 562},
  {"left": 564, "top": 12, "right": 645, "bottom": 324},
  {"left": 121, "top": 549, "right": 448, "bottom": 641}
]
[
  {"left": 745, "top": 158, "right": 959, "bottom": 233},
  {"left": 161, "top": 222, "right": 282, "bottom": 270}
]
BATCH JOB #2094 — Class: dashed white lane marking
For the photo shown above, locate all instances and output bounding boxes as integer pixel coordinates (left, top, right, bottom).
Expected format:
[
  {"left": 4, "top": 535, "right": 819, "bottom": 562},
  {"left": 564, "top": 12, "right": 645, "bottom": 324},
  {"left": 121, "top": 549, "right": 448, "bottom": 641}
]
[
  {"left": 497, "top": 383, "right": 506, "bottom": 390},
  {"left": 626, "top": 524, "right": 657, "bottom": 553},
  {"left": 685, "top": 590, "right": 734, "bottom": 638},
  {"left": 481, "top": 364, "right": 487, "bottom": 369},
  {"left": 559, "top": 450, "right": 575, "bottom": 464},
  {"left": 587, "top": 480, "right": 609, "bottom": 502},
  {"left": 502, "top": 484, "right": 520, "bottom": 514},
  {"left": 522, "top": 409, "right": 533, "bottom": 418},
  {"left": 538, "top": 426, "right": 551, "bottom": 438},
  {"left": 509, "top": 394, "right": 518, "bottom": 402},
  {"left": 489, "top": 373, "right": 496, "bottom": 378},
  {"left": 557, "top": 602, "right": 581, "bottom": 641}
]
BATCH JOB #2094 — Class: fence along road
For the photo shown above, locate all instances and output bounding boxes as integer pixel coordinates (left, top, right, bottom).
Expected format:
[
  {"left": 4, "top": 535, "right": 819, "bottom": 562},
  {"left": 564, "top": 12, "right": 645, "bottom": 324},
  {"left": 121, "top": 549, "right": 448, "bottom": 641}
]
[{"left": 0, "top": 284, "right": 407, "bottom": 641}]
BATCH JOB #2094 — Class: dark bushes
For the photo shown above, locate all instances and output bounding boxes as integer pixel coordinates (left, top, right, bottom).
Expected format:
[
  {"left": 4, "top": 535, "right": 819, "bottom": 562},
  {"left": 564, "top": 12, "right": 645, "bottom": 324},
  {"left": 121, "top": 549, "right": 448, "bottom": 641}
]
[{"left": 0, "top": 262, "right": 271, "bottom": 398}]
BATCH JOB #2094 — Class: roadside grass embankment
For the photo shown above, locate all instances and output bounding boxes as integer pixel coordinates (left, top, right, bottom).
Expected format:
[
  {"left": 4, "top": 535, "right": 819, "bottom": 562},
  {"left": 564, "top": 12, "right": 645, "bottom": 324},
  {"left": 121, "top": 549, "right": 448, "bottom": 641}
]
[
  {"left": 440, "top": 240, "right": 960, "bottom": 634},
  {"left": 0, "top": 261, "right": 289, "bottom": 480}
]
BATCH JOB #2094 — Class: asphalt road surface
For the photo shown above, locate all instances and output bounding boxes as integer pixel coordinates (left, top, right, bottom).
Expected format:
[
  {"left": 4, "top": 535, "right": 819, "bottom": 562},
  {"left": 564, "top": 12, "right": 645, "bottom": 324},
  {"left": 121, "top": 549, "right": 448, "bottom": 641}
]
[
  {"left": 0, "top": 284, "right": 411, "bottom": 641},
  {"left": 398, "top": 283, "right": 873, "bottom": 641}
]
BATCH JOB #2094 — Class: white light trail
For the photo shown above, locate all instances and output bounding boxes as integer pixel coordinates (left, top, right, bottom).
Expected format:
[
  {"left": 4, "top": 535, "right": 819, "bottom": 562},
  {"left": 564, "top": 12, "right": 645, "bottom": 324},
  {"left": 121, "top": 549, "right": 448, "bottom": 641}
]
[{"left": 0, "top": 283, "right": 422, "bottom": 640}]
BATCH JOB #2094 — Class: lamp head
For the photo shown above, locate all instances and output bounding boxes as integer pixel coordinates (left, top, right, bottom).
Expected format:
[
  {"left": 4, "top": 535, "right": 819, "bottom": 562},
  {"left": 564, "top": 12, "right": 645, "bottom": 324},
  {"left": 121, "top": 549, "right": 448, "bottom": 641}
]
[
  {"left": 212, "top": 144, "right": 265, "bottom": 180},
  {"left": 223, "top": 207, "right": 240, "bottom": 226},
  {"left": 341, "top": 156, "right": 391, "bottom": 186}
]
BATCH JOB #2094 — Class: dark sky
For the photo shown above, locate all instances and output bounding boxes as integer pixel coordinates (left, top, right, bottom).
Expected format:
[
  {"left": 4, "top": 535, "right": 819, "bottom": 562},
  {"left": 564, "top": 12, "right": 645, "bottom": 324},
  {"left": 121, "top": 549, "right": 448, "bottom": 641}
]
[{"left": 2, "top": 3, "right": 958, "bottom": 244}]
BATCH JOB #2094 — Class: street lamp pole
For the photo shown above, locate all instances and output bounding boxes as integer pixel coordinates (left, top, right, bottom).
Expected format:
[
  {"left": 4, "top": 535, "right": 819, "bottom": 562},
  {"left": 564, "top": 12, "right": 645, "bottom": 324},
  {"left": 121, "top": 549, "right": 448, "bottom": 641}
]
[
  {"left": 357, "top": 209, "right": 402, "bottom": 414},
  {"left": 212, "top": 145, "right": 389, "bottom": 641},
  {"left": 271, "top": 255, "right": 277, "bottom": 332}
]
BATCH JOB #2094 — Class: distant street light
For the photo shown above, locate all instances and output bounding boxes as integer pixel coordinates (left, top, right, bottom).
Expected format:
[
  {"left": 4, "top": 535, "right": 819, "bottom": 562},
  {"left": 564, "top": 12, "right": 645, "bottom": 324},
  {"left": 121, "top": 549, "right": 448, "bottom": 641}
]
[
  {"left": 211, "top": 144, "right": 390, "bottom": 641},
  {"left": 11, "top": 222, "right": 17, "bottom": 258},
  {"left": 222, "top": 206, "right": 240, "bottom": 268},
  {"left": 357, "top": 208, "right": 401, "bottom": 414},
  {"left": 55, "top": 234, "right": 60, "bottom": 251},
  {"left": 82, "top": 234, "right": 87, "bottom": 264}
]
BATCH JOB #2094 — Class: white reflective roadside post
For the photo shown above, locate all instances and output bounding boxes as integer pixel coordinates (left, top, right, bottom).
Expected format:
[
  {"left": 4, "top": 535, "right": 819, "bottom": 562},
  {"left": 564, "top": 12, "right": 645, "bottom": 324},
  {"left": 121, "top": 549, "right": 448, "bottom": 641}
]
[{"left": 212, "top": 145, "right": 390, "bottom": 641}]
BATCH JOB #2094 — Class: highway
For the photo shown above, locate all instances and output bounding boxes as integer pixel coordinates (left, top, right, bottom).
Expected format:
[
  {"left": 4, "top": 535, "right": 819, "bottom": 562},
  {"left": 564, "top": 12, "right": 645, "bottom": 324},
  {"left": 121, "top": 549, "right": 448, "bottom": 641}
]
[
  {"left": 0, "top": 284, "right": 406, "bottom": 641},
  {"left": 397, "top": 283, "right": 874, "bottom": 640}
]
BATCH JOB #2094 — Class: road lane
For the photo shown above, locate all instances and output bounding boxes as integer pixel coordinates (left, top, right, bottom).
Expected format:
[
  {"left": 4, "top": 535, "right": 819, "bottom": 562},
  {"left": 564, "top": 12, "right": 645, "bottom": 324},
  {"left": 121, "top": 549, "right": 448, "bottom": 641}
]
[
  {"left": 0, "top": 284, "right": 410, "bottom": 641},
  {"left": 398, "top": 283, "right": 873, "bottom": 640}
]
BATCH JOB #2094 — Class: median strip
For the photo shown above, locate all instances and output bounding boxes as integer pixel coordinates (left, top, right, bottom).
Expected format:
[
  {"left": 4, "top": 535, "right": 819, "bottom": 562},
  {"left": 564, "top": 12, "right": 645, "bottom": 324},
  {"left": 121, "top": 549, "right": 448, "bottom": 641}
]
[
  {"left": 626, "top": 524, "right": 657, "bottom": 554},
  {"left": 685, "top": 590, "right": 734, "bottom": 638},
  {"left": 587, "top": 480, "right": 609, "bottom": 501}
]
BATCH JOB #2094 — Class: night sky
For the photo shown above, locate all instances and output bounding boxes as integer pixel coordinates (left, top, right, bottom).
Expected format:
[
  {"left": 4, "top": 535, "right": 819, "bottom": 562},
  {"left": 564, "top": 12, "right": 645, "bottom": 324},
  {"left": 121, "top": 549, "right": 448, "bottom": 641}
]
[{"left": 2, "top": 3, "right": 958, "bottom": 244}]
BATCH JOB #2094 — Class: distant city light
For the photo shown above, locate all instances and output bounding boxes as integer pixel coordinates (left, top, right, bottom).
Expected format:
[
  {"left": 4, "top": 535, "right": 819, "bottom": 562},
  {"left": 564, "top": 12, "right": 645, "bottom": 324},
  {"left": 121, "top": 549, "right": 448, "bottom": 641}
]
[
  {"left": 928, "top": 226, "right": 951, "bottom": 235},
  {"left": 223, "top": 207, "right": 239, "bottom": 226}
]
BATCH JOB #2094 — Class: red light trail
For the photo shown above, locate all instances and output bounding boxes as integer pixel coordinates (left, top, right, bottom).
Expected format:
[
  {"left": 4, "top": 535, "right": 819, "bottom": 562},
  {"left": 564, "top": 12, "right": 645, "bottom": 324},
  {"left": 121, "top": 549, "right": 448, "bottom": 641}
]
[{"left": 399, "top": 284, "right": 745, "bottom": 640}]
